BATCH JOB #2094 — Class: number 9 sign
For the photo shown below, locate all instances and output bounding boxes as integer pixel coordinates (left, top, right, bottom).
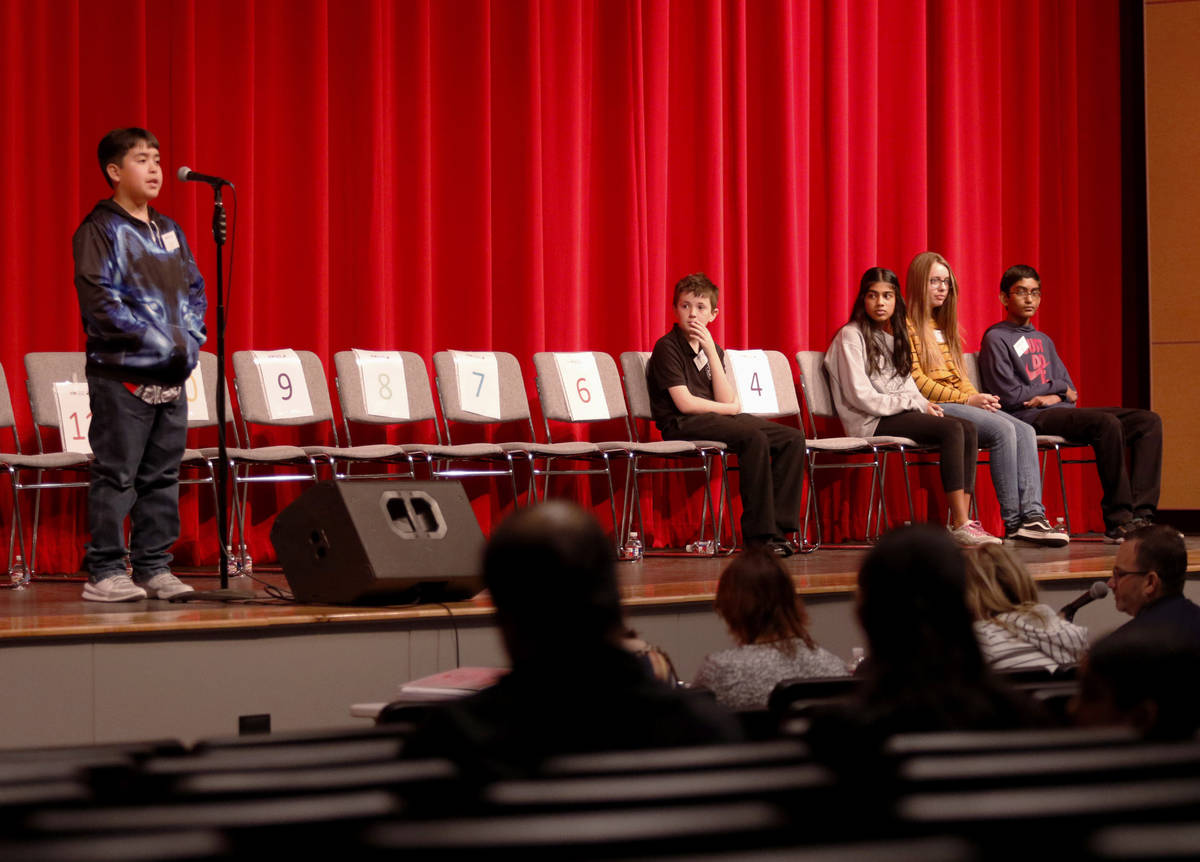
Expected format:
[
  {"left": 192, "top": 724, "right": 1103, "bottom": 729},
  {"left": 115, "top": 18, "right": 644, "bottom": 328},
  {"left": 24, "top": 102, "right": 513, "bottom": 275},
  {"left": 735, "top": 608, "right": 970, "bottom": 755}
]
[
  {"left": 252, "top": 349, "right": 314, "bottom": 419},
  {"left": 554, "top": 352, "right": 609, "bottom": 421}
]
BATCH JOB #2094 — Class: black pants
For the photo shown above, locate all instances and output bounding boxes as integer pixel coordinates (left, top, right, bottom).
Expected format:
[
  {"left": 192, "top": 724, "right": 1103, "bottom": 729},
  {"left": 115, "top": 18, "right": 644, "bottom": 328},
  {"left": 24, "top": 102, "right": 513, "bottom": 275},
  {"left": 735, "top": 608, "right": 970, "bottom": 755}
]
[
  {"left": 1028, "top": 406, "right": 1162, "bottom": 527},
  {"left": 84, "top": 375, "right": 188, "bottom": 581},
  {"left": 666, "top": 413, "right": 807, "bottom": 542},
  {"left": 875, "top": 410, "right": 978, "bottom": 494}
]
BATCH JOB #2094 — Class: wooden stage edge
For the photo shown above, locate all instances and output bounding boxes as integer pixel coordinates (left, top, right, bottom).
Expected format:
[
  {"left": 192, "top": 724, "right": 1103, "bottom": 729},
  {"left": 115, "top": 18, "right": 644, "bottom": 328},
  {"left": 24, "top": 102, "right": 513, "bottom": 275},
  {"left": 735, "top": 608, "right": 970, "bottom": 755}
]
[{"left": 2, "top": 535, "right": 1199, "bottom": 643}]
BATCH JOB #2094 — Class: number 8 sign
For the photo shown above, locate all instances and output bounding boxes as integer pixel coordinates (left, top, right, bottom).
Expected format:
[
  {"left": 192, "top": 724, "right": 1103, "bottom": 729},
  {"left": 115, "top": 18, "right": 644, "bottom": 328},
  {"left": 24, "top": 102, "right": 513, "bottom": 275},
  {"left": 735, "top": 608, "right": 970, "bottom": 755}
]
[
  {"left": 251, "top": 350, "right": 314, "bottom": 420},
  {"left": 553, "top": 353, "right": 609, "bottom": 421}
]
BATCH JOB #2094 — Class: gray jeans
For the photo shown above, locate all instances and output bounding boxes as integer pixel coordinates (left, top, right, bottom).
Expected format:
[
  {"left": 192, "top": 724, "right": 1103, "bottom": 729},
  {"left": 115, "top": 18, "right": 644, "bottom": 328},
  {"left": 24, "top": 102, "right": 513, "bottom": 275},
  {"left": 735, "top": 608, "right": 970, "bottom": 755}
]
[{"left": 940, "top": 402, "right": 1043, "bottom": 529}]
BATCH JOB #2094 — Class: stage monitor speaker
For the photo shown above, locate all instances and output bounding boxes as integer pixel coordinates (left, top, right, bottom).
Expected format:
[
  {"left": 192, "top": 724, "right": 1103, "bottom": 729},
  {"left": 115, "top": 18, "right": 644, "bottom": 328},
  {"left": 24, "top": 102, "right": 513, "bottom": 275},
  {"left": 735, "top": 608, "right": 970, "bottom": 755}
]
[{"left": 271, "top": 480, "right": 485, "bottom": 604}]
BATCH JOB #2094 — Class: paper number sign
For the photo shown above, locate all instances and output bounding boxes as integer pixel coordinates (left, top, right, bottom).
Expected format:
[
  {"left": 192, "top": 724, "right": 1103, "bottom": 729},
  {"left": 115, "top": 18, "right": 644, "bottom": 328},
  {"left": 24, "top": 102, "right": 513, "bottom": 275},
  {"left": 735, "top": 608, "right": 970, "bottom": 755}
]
[
  {"left": 727, "top": 350, "right": 780, "bottom": 416},
  {"left": 185, "top": 363, "right": 209, "bottom": 422},
  {"left": 252, "top": 350, "right": 314, "bottom": 420},
  {"left": 353, "top": 349, "right": 410, "bottom": 419},
  {"left": 53, "top": 381, "right": 93, "bottom": 455},
  {"left": 451, "top": 351, "right": 501, "bottom": 419},
  {"left": 553, "top": 353, "right": 609, "bottom": 421}
]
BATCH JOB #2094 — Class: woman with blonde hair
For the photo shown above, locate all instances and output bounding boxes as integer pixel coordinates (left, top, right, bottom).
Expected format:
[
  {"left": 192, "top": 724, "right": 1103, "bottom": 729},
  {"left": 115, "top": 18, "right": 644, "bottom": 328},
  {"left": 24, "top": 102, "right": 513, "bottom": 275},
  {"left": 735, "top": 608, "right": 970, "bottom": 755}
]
[
  {"left": 965, "top": 544, "right": 1088, "bottom": 673},
  {"left": 693, "top": 547, "right": 846, "bottom": 709},
  {"left": 905, "top": 251, "right": 1067, "bottom": 547}
]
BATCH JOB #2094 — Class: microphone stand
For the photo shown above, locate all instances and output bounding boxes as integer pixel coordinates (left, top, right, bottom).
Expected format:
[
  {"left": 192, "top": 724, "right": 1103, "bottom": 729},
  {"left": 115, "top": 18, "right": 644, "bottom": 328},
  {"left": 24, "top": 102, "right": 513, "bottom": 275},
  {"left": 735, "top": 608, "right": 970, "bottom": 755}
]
[{"left": 174, "top": 183, "right": 254, "bottom": 602}]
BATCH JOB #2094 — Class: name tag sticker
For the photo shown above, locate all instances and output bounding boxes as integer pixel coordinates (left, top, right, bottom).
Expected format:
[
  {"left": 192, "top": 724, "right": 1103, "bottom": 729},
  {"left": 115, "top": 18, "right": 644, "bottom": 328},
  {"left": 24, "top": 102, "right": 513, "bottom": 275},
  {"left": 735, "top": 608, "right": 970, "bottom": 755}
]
[
  {"left": 693, "top": 352, "right": 709, "bottom": 372},
  {"left": 1013, "top": 336, "right": 1030, "bottom": 357},
  {"left": 933, "top": 328, "right": 946, "bottom": 344},
  {"left": 161, "top": 230, "right": 180, "bottom": 252}
]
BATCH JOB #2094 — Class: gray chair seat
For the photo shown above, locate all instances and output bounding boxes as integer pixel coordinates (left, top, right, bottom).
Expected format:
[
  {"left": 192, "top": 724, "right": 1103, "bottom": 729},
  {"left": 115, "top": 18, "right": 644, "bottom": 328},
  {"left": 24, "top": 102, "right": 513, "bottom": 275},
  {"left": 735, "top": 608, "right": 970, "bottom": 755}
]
[
  {"left": 499, "top": 441, "right": 602, "bottom": 457},
  {"left": 302, "top": 444, "right": 409, "bottom": 460},
  {"left": 806, "top": 437, "right": 874, "bottom": 452},
  {"left": 0, "top": 451, "right": 90, "bottom": 470},
  {"left": 865, "top": 435, "right": 921, "bottom": 448},
  {"left": 206, "top": 445, "right": 312, "bottom": 462}
]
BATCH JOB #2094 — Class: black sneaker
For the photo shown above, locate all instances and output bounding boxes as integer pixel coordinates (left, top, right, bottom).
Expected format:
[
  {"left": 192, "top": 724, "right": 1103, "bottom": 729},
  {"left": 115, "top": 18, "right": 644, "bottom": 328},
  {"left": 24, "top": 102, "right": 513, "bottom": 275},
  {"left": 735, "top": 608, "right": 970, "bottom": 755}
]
[
  {"left": 1104, "top": 520, "right": 1140, "bottom": 544},
  {"left": 1013, "top": 517, "right": 1070, "bottom": 547}
]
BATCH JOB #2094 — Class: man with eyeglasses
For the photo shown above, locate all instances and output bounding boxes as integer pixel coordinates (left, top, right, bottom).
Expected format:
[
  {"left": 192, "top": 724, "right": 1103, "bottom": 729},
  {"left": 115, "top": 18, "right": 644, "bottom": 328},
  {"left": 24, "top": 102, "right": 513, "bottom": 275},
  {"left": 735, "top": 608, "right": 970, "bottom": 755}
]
[
  {"left": 979, "top": 264, "right": 1162, "bottom": 543},
  {"left": 1107, "top": 523, "right": 1200, "bottom": 641}
]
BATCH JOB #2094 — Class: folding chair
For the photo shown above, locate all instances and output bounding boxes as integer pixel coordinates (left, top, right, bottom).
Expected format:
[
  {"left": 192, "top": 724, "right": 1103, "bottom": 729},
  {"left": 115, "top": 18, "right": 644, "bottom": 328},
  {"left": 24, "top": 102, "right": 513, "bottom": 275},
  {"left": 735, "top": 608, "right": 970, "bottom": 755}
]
[
  {"left": 229, "top": 349, "right": 385, "bottom": 562},
  {"left": 793, "top": 351, "right": 890, "bottom": 551},
  {"left": 963, "top": 352, "right": 1096, "bottom": 536},
  {"left": 20, "top": 352, "right": 96, "bottom": 579},
  {"left": 617, "top": 351, "right": 729, "bottom": 555},
  {"left": 333, "top": 349, "right": 511, "bottom": 486},
  {"left": 432, "top": 350, "right": 610, "bottom": 518},
  {"left": 0, "top": 360, "right": 91, "bottom": 583}
]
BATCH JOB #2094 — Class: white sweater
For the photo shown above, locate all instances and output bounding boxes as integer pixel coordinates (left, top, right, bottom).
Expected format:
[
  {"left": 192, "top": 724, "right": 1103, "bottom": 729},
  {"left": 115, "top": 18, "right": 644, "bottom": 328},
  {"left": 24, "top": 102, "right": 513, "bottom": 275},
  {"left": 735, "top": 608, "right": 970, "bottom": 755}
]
[
  {"left": 974, "top": 604, "right": 1089, "bottom": 673},
  {"left": 824, "top": 324, "right": 928, "bottom": 437}
]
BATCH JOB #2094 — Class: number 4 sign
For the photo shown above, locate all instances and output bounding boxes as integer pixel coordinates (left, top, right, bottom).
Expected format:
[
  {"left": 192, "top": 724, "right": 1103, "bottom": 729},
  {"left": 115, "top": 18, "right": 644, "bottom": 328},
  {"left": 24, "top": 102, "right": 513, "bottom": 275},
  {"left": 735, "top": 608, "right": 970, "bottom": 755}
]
[
  {"left": 252, "top": 350, "right": 314, "bottom": 420},
  {"left": 726, "top": 350, "right": 780, "bottom": 416},
  {"left": 553, "top": 353, "right": 609, "bottom": 421},
  {"left": 53, "top": 381, "right": 93, "bottom": 455}
]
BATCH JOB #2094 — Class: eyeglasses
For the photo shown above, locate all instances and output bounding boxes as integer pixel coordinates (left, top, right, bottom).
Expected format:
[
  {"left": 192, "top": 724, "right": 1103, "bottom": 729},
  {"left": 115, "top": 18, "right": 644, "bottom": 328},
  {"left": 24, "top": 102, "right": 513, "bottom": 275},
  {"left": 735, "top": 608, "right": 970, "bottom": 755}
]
[
  {"left": 1111, "top": 567, "right": 1151, "bottom": 581},
  {"left": 928, "top": 277, "right": 952, "bottom": 288},
  {"left": 1010, "top": 287, "right": 1042, "bottom": 299}
]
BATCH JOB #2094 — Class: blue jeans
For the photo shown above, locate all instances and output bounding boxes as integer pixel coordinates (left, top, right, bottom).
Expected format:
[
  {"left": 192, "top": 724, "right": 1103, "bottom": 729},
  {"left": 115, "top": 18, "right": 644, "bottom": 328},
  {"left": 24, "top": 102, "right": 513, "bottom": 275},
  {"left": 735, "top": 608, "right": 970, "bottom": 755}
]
[
  {"left": 940, "top": 402, "right": 1043, "bottom": 529},
  {"left": 84, "top": 375, "right": 188, "bottom": 581}
]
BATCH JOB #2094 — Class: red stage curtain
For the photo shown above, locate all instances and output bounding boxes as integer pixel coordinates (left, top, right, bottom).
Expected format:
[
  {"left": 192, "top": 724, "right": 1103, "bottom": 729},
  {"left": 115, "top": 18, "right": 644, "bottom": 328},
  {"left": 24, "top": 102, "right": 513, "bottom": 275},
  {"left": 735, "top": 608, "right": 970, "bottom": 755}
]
[{"left": 0, "top": 0, "right": 1124, "bottom": 570}]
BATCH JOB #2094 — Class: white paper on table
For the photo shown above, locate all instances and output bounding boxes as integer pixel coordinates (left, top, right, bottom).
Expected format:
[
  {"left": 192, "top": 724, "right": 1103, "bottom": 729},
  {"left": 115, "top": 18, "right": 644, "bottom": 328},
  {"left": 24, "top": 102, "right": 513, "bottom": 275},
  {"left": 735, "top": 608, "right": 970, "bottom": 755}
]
[
  {"left": 451, "top": 351, "right": 501, "bottom": 419},
  {"left": 353, "top": 349, "right": 410, "bottom": 419},
  {"left": 54, "top": 381, "right": 93, "bottom": 454},
  {"left": 727, "top": 349, "right": 780, "bottom": 416},
  {"left": 184, "top": 363, "right": 209, "bottom": 422},
  {"left": 554, "top": 352, "right": 609, "bottom": 421},
  {"left": 252, "top": 349, "right": 314, "bottom": 420}
]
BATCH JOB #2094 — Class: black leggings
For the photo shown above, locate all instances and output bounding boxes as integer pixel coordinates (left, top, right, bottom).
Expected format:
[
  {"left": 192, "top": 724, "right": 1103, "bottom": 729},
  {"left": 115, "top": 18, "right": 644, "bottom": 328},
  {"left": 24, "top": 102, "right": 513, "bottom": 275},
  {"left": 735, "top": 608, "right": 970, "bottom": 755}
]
[{"left": 875, "top": 410, "right": 978, "bottom": 494}]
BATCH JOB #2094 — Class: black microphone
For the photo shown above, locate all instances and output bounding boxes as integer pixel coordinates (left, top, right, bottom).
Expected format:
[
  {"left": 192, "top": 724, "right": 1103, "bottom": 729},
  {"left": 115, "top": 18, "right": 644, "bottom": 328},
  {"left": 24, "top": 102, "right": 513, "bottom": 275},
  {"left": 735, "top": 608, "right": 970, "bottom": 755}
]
[
  {"left": 1061, "top": 581, "right": 1109, "bottom": 622},
  {"left": 176, "top": 166, "right": 232, "bottom": 188}
]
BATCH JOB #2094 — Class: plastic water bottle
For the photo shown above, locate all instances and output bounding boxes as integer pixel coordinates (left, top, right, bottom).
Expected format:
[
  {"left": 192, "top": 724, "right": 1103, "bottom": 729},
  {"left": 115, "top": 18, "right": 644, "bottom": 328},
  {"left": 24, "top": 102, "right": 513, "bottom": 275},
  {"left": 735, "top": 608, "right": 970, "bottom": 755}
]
[
  {"left": 625, "top": 532, "right": 643, "bottom": 562},
  {"left": 846, "top": 646, "right": 865, "bottom": 674},
  {"left": 10, "top": 555, "right": 27, "bottom": 588},
  {"left": 239, "top": 549, "right": 253, "bottom": 578}
]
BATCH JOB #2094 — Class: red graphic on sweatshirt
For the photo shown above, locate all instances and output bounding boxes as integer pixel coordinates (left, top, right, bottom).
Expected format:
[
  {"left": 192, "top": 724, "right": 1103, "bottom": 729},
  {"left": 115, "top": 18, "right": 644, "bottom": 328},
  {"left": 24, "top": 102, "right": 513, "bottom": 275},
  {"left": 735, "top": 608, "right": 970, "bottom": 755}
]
[{"left": 1024, "top": 337, "right": 1048, "bottom": 384}]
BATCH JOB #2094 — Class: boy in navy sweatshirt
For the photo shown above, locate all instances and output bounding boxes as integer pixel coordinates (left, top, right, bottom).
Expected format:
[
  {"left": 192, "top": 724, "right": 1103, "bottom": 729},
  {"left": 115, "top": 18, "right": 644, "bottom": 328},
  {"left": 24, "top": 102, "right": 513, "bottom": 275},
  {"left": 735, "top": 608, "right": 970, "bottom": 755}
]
[
  {"left": 73, "top": 128, "right": 206, "bottom": 601},
  {"left": 978, "top": 265, "right": 1161, "bottom": 543}
]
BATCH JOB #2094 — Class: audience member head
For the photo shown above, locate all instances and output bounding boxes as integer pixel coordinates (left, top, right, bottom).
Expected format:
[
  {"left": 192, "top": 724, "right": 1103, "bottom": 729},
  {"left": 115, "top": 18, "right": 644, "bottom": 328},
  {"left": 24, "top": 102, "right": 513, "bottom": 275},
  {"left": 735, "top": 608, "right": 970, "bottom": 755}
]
[
  {"left": 714, "top": 547, "right": 816, "bottom": 655},
  {"left": 1108, "top": 524, "right": 1188, "bottom": 617},
  {"left": 857, "top": 524, "right": 989, "bottom": 695},
  {"left": 964, "top": 544, "right": 1041, "bottom": 622},
  {"left": 483, "top": 501, "right": 624, "bottom": 665},
  {"left": 848, "top": 266, "right": 912, "bottom": 377},
  {"left": 1074, "top": 628, "right": 1200, "bottom": 740}
]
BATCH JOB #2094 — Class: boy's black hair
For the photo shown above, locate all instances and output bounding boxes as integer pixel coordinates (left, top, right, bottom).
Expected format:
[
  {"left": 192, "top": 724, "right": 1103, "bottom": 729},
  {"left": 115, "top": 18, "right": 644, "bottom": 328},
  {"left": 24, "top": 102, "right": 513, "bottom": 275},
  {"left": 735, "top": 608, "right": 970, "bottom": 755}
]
[
  {"left": 1000, "top": 264, "right": 1040, "bottom": 295},
  {"left": 847, "top": 267, "right": 912, "bottom": 378},
  {"left": 97, "top": 127, "right": 159, "bottom": 189},
  {"left": 673, "top": 272, "right": 719, "bottom": 309}
]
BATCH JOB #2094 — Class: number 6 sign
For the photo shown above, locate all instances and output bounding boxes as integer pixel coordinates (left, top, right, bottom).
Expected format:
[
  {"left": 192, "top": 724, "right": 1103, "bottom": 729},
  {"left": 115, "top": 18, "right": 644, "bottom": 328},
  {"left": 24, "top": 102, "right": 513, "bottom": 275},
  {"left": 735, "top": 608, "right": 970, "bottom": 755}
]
[
  {"left": 553, "top": 352, "right": 609, "bottom": 421},
  {"left": 726, "top": 349, "right": 780, "bottom": 416},
  {"left": 450, "top": 351, "right": 501, "bottom": 419},
  {"left": 252, "top": 350, "right": 314, "bottom": 420}
]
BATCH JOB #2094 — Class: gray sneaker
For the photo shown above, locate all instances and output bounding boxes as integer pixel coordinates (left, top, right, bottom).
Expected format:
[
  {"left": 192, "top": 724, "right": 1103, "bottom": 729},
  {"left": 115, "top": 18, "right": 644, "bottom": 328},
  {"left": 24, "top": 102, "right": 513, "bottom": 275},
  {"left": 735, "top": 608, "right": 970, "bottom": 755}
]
[
  {"left": 138, "top": 572, "right": 195, "bottom": 600},
  {"left": 950, "top": 520, "right": 1003, "bottom": 547},
  {"left": 82, "top": 574, "right": 148, "bottom": 603}
]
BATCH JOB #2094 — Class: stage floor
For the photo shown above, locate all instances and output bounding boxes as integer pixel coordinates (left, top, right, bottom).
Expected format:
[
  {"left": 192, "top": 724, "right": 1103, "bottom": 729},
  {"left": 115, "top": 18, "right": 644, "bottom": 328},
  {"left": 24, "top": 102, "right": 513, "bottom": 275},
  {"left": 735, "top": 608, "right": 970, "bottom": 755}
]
[{"left": 3, "top": 535, "right": 1198, "bottom": 642}]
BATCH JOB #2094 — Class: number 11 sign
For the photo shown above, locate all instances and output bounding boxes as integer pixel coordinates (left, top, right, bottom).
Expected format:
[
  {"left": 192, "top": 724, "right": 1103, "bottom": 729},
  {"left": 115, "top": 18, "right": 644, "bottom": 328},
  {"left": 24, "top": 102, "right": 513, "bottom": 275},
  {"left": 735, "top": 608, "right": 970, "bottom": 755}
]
[{"left": 53, "top": 381, "right": 92, "bottom": 455}]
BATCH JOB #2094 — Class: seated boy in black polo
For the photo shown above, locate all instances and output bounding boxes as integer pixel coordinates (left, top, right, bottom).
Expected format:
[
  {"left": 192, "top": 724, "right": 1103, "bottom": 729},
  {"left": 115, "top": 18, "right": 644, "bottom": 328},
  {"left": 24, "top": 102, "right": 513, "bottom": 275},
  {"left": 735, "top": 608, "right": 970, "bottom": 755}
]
[{"left": 647, "top": 273, "right": 806, "bottom": 555}]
